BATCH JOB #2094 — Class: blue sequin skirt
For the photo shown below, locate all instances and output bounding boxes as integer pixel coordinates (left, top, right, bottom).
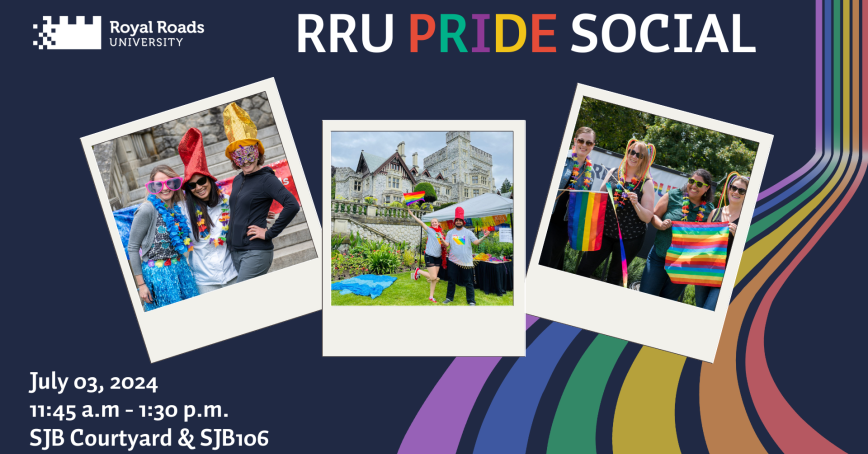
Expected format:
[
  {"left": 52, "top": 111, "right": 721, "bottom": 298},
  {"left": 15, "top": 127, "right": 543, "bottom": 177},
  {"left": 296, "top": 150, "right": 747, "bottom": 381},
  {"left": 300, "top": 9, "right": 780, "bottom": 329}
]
[{"left": 141, "top": 255, "right": 199, "bottom": 311}]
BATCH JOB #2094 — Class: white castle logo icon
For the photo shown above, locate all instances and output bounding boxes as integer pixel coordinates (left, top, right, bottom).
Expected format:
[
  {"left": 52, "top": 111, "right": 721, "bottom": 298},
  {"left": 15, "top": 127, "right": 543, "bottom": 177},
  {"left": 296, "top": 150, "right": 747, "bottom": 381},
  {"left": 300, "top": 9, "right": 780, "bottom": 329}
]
[{"left": 34, "top": 16, "right": 101, "bottom": 50}]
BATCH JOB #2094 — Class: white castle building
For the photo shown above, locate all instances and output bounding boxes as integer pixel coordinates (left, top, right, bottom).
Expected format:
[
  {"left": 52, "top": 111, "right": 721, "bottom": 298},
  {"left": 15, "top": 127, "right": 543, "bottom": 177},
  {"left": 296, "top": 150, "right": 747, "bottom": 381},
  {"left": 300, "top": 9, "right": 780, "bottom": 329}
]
[{"left": 332, "top": 132, "right": 499, "bottom": 205}]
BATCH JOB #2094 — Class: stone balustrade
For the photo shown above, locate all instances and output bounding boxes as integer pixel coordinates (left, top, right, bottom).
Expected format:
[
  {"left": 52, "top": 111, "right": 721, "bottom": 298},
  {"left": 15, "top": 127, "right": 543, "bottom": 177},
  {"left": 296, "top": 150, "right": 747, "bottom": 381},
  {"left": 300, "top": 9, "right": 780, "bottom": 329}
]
[{"left": 331, "top": 199, "right": 429, "bottom": 220}]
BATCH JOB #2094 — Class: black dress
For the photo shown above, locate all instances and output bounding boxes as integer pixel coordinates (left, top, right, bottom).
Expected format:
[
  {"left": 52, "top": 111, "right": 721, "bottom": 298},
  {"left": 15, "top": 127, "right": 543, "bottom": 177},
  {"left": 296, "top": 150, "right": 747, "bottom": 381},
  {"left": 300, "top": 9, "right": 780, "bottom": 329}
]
[{"left": 576, "top": 173, "right": 649, "bottom": 285}]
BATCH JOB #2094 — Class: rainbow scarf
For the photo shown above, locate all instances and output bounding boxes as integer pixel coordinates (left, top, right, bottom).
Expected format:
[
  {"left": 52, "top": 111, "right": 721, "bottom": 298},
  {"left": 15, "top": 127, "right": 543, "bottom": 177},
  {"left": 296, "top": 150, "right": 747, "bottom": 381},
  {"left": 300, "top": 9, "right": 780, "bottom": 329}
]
[
  {"left": 566, "top": 190, "right": 606, "bottom": 251},
  {"left": 604, "top": 183, "right": 628, "bottom": 287},
  {"left": 403, "top": 191, "right": 425, "bottom": 205},
  {"left": 664, "top": 221, "right": 729, "bottom": 287}
]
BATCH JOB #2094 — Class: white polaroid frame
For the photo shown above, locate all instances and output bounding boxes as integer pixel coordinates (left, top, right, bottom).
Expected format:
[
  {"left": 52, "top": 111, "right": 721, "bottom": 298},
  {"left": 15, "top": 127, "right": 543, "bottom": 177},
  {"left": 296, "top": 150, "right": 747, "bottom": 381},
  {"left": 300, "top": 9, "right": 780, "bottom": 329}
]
[
  {"left": 527, "top": 84, "right": 772, "bottom": 362},
  {"left": 322, "top": 121, "right": 526, "bottom": 357},
  {"left": 80, "top": 78, "right": 323, "bottom": 362}
]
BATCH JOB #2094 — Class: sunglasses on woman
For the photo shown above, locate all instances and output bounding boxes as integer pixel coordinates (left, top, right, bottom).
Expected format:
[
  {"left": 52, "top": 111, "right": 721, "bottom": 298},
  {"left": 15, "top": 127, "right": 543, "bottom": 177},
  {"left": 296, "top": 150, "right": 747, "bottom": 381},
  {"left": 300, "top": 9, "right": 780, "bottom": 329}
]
[
  {"left": 146, "top": 177, "right": 183, "bottom": 195},
  {"left": 729, "top": 185, "right": 747, "bottom": 195},
  {"left": 687, "top": 178, "right": 709, "bottom": 188},
  {"left": 186, "top": 176, "right": 210, "bottom": 190},
  {"left": 575, "top": 138, "right": 595, "bottom": 147},
  {"left": 628, "top": 149, "right": 644, "bottom": 159}
]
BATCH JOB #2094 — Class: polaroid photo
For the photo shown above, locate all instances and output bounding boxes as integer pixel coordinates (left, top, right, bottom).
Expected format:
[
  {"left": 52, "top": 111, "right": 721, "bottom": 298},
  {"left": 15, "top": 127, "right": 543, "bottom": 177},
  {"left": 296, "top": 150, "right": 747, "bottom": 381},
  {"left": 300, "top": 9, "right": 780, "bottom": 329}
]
[
  {"left": 81, "top": 78, "right": 322, "bottom": 362},
  {"left": 323, "top": 121, "right": 526, "bottom": 356},
  {"left": 528, "top": 84, "right": 772, "bottom": 362}
]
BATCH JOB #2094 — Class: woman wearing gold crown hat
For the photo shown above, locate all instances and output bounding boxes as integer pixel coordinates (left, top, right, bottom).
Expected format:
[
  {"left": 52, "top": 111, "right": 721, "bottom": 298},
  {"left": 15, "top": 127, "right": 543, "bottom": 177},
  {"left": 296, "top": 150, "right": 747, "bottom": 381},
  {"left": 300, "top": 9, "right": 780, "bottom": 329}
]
[
  {"left": 178, "top": 127, "right": 239, "bottom": 294},
  {"left": 222, "top": 102, "right": 300, "bottom": 282}
]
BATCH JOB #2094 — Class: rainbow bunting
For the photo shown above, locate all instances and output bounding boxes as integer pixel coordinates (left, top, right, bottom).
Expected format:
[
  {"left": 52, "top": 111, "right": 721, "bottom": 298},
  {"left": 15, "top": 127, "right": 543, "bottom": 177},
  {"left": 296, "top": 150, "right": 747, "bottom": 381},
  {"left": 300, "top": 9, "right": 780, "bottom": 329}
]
[
  {"left": 664, "top": 221, "right": 730, "bottom": 287},
  {"left": 566, "top": 190, "right": 607, "bottom": 251},
  {"left": 452, "top": 236, "right": 466, "bottom": 246},
  {"left": 403, "top": 191, "right": 425, "bottom": 205},
  {"left": 604, "top": 183, "right": 629, "bottom": 287}
]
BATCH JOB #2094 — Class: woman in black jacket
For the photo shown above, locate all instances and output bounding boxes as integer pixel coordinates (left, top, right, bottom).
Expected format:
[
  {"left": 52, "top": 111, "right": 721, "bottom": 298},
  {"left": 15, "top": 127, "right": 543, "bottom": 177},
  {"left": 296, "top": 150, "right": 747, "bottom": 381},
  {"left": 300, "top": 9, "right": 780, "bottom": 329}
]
[{"left": 223, "top": 102, "right": 300, "bottom": 282}]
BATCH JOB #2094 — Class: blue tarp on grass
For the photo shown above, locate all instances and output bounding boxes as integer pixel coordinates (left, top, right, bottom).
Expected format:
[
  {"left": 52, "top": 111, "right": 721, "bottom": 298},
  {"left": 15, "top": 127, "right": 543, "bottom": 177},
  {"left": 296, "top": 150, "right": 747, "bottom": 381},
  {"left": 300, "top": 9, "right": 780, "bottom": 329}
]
[{"left": 331, "top": 275, "right": 397, "bottom": 299}]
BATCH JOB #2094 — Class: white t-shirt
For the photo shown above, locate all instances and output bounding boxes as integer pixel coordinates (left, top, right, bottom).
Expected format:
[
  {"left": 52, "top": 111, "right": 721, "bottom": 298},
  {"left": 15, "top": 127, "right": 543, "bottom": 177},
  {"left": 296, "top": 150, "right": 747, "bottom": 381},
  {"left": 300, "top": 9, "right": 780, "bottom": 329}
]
[
  {"left": 424, "top": 226, "right": 444, "bottom": 257},
  {"left": 184, "top": 201, "right": 238, "bottom": 286},
  {"left": 446, "top": 228, "right": 478, "bottom": 267}
]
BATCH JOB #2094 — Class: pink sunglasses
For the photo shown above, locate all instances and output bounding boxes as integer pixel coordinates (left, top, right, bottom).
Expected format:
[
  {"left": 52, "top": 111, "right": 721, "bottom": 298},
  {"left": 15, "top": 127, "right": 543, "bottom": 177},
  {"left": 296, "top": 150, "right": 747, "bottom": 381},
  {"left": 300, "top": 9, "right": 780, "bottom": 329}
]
[{"left": 146, "top": 177, "right": 183, "bottom": 195}]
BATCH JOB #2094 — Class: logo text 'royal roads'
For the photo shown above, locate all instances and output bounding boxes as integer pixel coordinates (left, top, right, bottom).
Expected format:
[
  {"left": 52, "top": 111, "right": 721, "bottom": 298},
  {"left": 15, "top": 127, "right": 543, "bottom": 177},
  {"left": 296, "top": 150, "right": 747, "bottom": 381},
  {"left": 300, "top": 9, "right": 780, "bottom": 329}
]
[{"left": 34, "top": 16, "right": 101, "bottom": 50}]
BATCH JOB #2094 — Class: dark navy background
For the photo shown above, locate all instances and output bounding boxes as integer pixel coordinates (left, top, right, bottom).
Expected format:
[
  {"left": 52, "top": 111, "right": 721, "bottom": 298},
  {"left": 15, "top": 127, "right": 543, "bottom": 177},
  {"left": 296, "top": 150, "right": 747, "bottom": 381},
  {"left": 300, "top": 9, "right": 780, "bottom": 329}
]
[{"left": 5, "top": 0, "right": 862, "bottom": 452}]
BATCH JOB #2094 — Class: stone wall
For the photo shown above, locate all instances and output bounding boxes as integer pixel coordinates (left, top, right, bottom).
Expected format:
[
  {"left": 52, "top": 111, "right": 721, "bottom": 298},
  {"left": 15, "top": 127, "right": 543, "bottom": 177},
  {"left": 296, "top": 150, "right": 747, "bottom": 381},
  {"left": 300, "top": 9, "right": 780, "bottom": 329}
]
[
  {"left": 332, "top": 220, "right": 426, "bottom": 248},
  {"left": 151, "top": 92, "right": 275, "bottom": 157}
]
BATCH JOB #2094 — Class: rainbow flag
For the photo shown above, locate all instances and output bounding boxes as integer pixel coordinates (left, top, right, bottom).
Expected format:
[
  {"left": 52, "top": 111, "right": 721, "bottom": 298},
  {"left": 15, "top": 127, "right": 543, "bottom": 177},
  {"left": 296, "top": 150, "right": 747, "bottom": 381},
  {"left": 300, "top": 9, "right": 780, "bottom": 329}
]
[
  {"left": 566, "top": 190, "right": 606, "bottom": 251},
  {"left": 604, "top": 183, "right": 628, "bottom": 287},
  {"left": 403, "top": 191, "right": 425, "bottom": 205},
  {"left": 452, "top": 236, "right": 466, "bottom": 246},
  {"left": 665, "top": 222, "right": 730, "bottom": 287}
]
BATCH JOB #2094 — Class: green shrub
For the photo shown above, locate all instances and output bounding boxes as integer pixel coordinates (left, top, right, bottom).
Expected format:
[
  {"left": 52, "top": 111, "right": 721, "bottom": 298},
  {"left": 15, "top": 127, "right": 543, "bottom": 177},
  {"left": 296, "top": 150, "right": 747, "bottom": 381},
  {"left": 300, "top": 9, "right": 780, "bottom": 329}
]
[
  {"left": 402, "top": 249, "right": 415, "bottom": 266},
  {"left": 414, "top": 182, "right": 437, "bottom": 203},
  {"left": 368, "top": 250, "right": 401, "bottom": 275},
  {"left": 331, "top": 234, "right": 344, "bottom": 251},
  {"left": 364, "top": 196, "right": 378, "bottom": 205}
]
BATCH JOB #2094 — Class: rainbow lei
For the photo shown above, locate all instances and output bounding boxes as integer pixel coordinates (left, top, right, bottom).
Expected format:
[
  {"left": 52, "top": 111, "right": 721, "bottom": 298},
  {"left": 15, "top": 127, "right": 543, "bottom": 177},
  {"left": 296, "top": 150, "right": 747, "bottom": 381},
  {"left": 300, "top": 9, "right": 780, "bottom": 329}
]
[
  {"left": 569, "top": 155, "right": 593, "bottom": 190},
  {"left": 195, "top": 191, "right": 231, "bottom": 247},
  {"left": 612, "top": 175, "right": 640, "bottom": 208},
  {"left": 148, "top": 194, "right": 193, "bottom": 255},
  {"left": 681, "top": 196, "right": 707, "bottom": 222}
]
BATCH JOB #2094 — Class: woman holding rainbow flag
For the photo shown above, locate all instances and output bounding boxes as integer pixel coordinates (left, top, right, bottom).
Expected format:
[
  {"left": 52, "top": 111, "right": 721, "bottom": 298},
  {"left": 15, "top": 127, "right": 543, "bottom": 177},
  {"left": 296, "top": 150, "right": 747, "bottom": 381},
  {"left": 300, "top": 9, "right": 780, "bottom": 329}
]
[
  {"left": 576, "top": 139, "right": 656, "bottom": 285},
  {"left": 693, "top": 173, "right": 749, "bottom": 310},
  {"left": 640, "top": 168, "right": 714, "bottom": 301},
  {"left": 407, "top": 207, "right": 446, "bottom": 303},
  {"left": 539, "top": 126, "right": 597, "bottom": 270}
]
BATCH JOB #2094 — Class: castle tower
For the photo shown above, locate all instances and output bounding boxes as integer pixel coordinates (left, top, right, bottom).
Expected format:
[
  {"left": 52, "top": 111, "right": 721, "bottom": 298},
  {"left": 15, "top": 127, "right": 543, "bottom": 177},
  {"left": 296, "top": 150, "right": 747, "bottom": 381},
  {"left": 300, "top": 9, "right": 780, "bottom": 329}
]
[{"left": 397, "top": 141, "right": 406, "bottom": 159}]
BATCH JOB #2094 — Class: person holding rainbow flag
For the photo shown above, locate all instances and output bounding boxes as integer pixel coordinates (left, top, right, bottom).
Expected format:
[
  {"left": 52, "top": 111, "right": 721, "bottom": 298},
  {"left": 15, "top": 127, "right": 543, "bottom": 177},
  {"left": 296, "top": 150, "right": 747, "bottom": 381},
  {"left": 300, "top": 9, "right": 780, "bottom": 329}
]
[
  {"left": 442, "top": 207, "right": 489, "bottom": 306},
  {"left": 407, "top": 207, "right": 446, "bottom": 303}
]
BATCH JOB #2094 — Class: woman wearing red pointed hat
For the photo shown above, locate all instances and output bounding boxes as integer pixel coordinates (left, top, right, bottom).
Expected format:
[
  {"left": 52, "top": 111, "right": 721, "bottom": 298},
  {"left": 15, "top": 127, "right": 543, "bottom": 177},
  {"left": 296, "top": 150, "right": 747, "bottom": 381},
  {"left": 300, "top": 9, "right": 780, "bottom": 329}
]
[
  {"left": 179, "top": 128, "right": 238, "bottom": 294},
  {"left": 442, "top": 206, "right": 489, "bottom": 306}
]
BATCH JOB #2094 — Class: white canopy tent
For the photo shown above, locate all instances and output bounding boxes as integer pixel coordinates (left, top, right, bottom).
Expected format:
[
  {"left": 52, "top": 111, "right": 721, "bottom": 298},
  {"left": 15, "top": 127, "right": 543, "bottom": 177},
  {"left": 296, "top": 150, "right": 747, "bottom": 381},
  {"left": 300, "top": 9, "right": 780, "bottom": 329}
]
[{"left": 421, "top": 193, "right": 514, "bottom": 223}]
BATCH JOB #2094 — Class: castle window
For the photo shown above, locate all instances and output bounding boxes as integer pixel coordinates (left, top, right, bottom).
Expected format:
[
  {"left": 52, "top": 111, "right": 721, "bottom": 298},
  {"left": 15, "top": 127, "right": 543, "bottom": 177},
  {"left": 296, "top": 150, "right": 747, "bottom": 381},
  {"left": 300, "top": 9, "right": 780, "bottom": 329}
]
[
  {"left": 385, "top": 195, "right": 390, "bottom": 203},
  {"left": 474, "top": 189, "right": 480, "bottom": 196},
  {"left": 465, "top": 189, "right": 469, "bottom": 198},
  {"left": 446, "top": 189, "right": 450, "bottom": 195},
  {"left": 472, "top": 176, "right": 478, "bottom": 184},
  {"left": 354, "top": 181, "right": 361, "bottom": 191}
]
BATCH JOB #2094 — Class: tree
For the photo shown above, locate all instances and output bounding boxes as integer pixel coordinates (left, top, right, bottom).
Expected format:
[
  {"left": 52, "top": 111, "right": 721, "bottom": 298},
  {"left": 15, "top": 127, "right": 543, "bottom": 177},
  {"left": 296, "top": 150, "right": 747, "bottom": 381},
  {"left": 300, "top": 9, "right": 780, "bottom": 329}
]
[
  {"left": 642, "top": 117, "right": 757, "bottom": 181},
  {"left": 414, "top": 182, "right": 437, "bottom": 203},
  {"left": 500, "top": 178, "right": 512, "bottom": 193},
  {"left": 331, "top": 177, "right": 336, "bottom": 200},
  {"left": 574, "top": 97, "right": 649, "bottom": 153}
]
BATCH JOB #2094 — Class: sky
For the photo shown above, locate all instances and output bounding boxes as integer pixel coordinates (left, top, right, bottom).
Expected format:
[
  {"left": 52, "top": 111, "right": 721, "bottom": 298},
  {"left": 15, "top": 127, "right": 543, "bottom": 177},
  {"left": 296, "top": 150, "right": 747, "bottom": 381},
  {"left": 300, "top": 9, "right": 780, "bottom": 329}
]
[{"left": 331, "top": 131, "right": 514, "bottom": 190}]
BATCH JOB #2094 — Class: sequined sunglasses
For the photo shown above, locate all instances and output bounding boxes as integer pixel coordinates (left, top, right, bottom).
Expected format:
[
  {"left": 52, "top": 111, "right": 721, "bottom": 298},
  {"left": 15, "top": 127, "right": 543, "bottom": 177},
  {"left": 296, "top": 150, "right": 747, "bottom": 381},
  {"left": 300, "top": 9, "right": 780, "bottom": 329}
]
[
  {"left": 687, "top": 178, "right": 709, "bottom": 188},
  {"left": 729, "top": 184, "right": 747, "bottom": 195},
  {"left": 186, "top": 176, "right": 210, "bottom": 190},
  {"left": 146, "top": 177, "right": 183, "bottom": 195},
  {"left": 575, "top": 138, "right": 595, "bottom": 147}
]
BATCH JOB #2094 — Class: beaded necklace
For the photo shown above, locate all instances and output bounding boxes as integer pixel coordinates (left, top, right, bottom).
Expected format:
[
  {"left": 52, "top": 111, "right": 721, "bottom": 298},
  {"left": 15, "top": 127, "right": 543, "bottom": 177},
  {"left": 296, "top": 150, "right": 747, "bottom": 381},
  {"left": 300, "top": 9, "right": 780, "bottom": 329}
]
[
  {"left": 569, "top": 155, "right": 593, "bottom": 190},
  {"left": 681, "top": 195, "right": 707, "bottom": 222},
  {"left": 148, "top": 194, "right": 193, "bottom": 255},
  {"left": 612, "top": 174, "right": 640, "bottom": 208},
  {"left": 195, "top": 190, "right": 231, "bottom": 247}
]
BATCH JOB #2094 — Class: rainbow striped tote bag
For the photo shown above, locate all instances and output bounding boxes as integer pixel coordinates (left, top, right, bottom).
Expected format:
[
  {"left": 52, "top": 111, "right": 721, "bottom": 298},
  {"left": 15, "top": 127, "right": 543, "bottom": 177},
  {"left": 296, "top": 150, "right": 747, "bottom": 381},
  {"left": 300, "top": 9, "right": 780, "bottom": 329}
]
[{"left": 664, "top": 221, "right": 730, "bottom": 287}]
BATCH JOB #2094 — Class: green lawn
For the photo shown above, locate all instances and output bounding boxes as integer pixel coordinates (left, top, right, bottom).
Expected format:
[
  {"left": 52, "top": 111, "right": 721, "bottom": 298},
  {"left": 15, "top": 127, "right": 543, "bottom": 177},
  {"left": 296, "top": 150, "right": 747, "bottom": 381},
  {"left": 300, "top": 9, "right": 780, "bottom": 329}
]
[{"left": 331, "top": 271, "right": 514, "bottom": 306}]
